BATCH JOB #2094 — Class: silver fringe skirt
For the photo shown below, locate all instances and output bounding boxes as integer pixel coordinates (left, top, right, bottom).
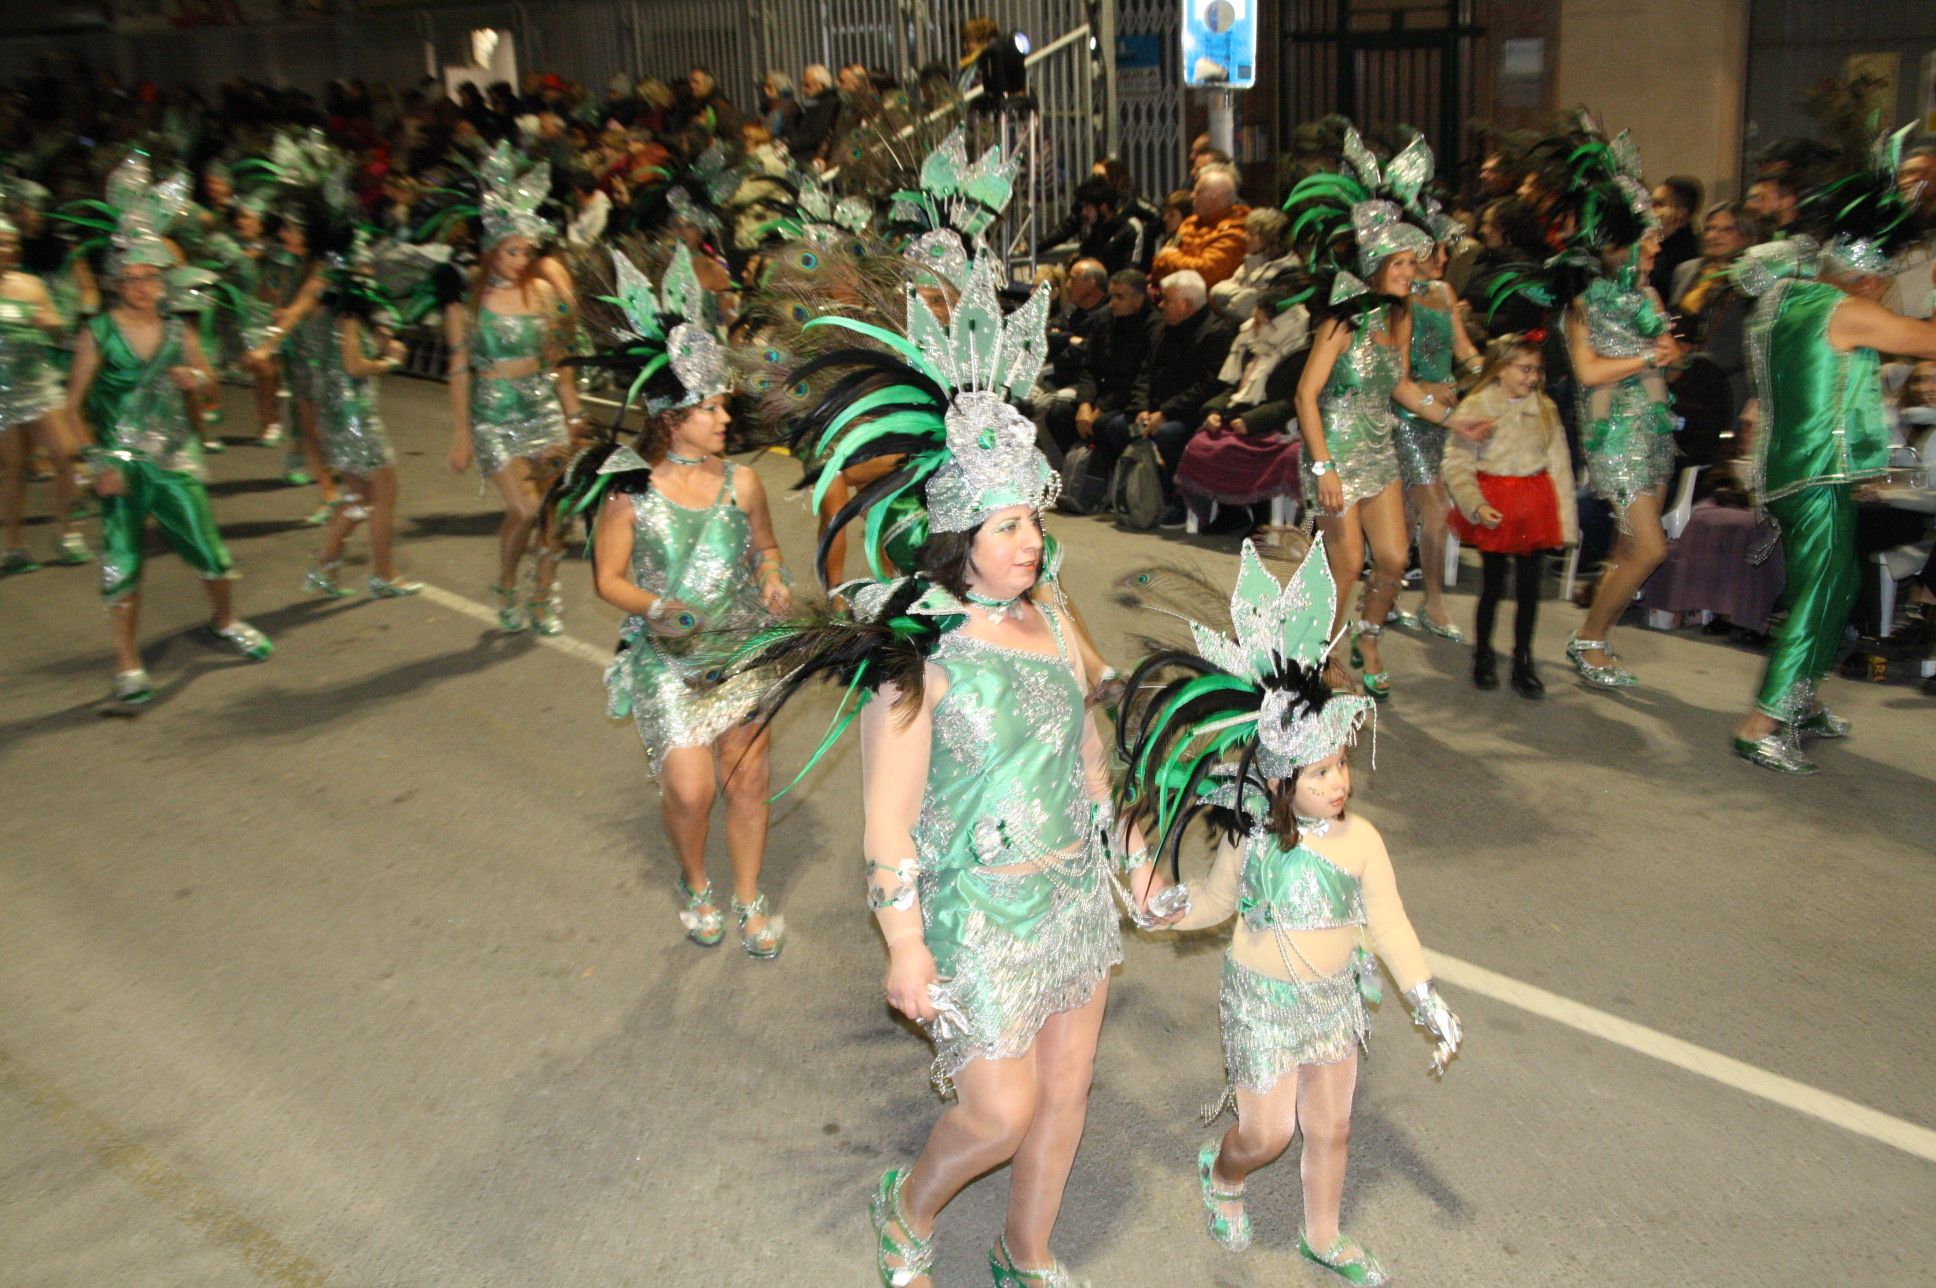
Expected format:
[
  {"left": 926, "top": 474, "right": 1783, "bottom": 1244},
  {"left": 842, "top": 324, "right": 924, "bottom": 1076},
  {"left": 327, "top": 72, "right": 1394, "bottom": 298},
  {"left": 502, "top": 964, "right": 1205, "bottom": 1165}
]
[{"left": 1220, "top": 955, "right": 1368, "bottom": 1095}]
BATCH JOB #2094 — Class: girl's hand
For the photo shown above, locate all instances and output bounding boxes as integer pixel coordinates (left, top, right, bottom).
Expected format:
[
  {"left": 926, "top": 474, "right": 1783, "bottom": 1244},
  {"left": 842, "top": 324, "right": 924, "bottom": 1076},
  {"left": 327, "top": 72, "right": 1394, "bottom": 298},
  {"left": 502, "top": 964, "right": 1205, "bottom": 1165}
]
[
  {"left": 760, "top": 574, "right": 792, "bottom": 616},
  {"left": 1316, "top": 470, "right": 1345, "bottom": 514},
  {"left": 1129, "top": 863, "right": 1186, "bottom": 926},
  {"left": 883, "top": 939, "right": 938, "bottom": 1022},
  {"left": 1446, "top": 414, "right": 1494, "bottom": 443},
  {"left": 446, "top": 440, "right": 472, "bottom": 473},
  {"left": 1477, "top": 504, "right": 1504, "bottom": 528},
  {"left": 94, "top": 467, "right": 127, "bottom": 498},
  {"left": 383, "top": 337, "right": 408, "bottom": 364}
]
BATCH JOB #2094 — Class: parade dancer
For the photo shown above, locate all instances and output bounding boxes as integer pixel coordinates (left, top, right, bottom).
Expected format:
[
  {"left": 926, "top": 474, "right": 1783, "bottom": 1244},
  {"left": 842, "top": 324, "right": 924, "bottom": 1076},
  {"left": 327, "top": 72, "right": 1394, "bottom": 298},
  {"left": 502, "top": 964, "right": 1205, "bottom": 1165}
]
[
  {"left": 552, "top": 246, "right": 790, "bottom": 956},
  {"left": 1537, "top": 119, "right": 1683, "bottom": 688},
  {"left": 64, "top": 157, "right": 271, "bottom": 711},
  {"left": 731, "top": 251, "right": 1173, "bottom": 1286},
  {"left": 1, "top": 208, "right": 88, "bottom": 572},
  {"left": 1286, "top": 127, "right": 1492, "bottom": 698},
  {"left": 1114, "top": 539, "right": 1462, "bottom": 1287},
  {"left": 304, "top": 232, "right": 421, "bottom": 599},
  {"left": 1729, "top": 132, "right": 1936, "bottom": 773},
  {"left": 1391, "top": 232, "right": 1483, "bottom": 638},
  {"left": 443, "top": 144, "right": 583, "bottom": 634}
]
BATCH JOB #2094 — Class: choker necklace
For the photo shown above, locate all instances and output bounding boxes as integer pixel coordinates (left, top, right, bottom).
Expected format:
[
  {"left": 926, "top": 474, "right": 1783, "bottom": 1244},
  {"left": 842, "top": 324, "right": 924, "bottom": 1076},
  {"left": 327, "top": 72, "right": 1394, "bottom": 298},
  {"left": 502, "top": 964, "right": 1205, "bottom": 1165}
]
[
  {"left": 663, "top": 450, "right": 708, "bottom": 466},
  {"left": 1294, "top": 814, "right": 1333, "bottom": 837},
  {"left": 963, "top": 590, "right": 1022, "bottom": 623},
  {"left": 486, "top": 273, "right": 514, "bottom": 289}
]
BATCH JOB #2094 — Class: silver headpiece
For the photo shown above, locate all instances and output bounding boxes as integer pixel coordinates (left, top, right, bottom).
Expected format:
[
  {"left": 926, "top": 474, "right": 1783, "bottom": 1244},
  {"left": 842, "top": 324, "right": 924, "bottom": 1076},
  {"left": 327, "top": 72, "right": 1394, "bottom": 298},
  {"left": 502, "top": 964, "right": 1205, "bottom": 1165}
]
[
  {"left": 104, "top": 154, "right": 188, "bottom": 276},
  {"left": 480, "top": 142, "right": 551, "bottom": 248},
  {"left": 608, "top": 244, "right": 729, "bottom": 413}
]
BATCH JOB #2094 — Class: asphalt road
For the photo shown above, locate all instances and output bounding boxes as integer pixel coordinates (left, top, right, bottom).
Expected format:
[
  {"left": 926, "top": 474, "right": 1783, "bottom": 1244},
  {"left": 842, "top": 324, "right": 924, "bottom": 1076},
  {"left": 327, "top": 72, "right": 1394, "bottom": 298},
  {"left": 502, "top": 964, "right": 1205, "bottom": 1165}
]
[{"left": 2, "top": 377, "right": 1932, "bottom": 1287}]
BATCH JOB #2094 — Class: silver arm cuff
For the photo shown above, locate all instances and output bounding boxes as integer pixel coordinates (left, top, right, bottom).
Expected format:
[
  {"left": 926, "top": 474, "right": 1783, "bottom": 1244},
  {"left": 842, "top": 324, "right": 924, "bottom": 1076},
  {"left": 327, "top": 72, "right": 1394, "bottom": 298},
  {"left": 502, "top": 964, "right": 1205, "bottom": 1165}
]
[{"left": 1403, "top": 980, "right": 1463, "bottom": 1075}]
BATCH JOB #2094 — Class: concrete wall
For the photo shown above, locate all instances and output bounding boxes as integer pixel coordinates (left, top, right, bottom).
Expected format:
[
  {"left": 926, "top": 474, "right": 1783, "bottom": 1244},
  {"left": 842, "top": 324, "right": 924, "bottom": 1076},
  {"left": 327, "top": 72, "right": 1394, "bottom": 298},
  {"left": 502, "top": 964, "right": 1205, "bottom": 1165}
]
[{"left": 1556, "top": 0, "right": 1749, "bottom": 200}]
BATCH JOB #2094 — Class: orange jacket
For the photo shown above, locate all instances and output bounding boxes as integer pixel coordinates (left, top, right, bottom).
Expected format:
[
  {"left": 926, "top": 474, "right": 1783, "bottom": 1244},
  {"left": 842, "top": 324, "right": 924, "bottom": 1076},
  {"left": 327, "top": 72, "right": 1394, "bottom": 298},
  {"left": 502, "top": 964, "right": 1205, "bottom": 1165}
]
[{"left": 1151, "top": 204, "right": 1251, "bottom": 287}]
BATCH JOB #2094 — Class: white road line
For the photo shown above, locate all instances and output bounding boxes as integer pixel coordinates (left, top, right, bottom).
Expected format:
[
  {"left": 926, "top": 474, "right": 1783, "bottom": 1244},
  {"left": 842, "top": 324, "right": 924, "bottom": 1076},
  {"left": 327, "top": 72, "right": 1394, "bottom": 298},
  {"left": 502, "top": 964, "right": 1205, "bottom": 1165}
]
[
  {"left": 1429, "top": 952, "right": 1936, "bottom": 1164},
  {"left": 415, "top": 582, "right": 613, "bottom": 668},
  {"left": 413, "top": 579, "right": 1936, "bottom": 1166}
]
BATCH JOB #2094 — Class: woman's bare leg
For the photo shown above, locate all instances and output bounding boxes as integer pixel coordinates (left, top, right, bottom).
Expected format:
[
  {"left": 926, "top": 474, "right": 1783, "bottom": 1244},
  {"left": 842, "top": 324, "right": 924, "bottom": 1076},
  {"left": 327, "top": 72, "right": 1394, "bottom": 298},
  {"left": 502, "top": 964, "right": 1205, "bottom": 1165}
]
[
  {"left": 1000, "top": 983, "right": 1110, "bottom": 1266},
  {"left": 1407, "top": 481, "right": 1454, "bottom": 626},
  {"left": 1578, "top": 489, "right": 1667, "bottom": 668},
  {"left": 1355, "top": 484, "right": 1410, "bottom": 677}
]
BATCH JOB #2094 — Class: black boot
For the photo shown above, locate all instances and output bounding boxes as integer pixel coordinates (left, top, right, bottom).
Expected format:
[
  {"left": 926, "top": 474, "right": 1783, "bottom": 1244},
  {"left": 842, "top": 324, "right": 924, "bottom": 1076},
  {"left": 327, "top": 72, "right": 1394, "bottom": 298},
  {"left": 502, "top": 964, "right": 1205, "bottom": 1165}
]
[
  {"left": 1472, "top": 647, "right": 1499, "bottom": 690},
  {"left": 1510, "top": 650, "right": 1545, "bottom": 699}
]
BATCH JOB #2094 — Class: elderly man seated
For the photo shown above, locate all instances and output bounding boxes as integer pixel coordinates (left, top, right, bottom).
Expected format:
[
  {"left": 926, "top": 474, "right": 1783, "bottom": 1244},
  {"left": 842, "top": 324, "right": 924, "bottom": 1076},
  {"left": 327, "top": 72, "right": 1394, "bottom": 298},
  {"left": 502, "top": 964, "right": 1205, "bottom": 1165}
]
[
  {"left": 1150, "top": 163, "right": 1250, "bottom": 288},
  {"left": 1093, "top": 269, "right": 1236, "bottom": 525}
]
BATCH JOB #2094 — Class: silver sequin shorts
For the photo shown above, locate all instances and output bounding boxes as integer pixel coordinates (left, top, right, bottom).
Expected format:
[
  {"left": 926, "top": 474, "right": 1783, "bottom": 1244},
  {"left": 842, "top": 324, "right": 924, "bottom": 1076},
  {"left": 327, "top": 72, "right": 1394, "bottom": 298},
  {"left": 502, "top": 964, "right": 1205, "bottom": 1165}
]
[
  {"left": 1393, "top": 413, "right": 1446, "bottom": 488},
  {"left": 1220, "top": 955, "right": 1367, "bottom": 1094}
]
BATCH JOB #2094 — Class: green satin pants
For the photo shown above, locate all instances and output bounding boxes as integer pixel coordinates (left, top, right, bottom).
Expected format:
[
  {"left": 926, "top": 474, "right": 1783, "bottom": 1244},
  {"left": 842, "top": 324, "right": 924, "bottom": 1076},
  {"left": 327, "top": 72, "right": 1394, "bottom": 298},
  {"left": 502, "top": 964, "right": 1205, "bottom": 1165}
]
[
  {"left": 1755, "top": 483, "right": 1856, "bottom": 720},
  {"left": 98, "top": 459, "right": 233, "bottom": 600}
]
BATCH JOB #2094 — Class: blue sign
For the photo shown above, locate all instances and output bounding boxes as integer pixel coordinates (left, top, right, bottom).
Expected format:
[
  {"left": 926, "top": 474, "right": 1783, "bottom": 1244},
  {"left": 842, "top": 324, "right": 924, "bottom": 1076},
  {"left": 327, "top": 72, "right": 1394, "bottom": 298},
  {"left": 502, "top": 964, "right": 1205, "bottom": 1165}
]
[{"left": 1182, "top": 0, "right": 1256, "bottom": 89}]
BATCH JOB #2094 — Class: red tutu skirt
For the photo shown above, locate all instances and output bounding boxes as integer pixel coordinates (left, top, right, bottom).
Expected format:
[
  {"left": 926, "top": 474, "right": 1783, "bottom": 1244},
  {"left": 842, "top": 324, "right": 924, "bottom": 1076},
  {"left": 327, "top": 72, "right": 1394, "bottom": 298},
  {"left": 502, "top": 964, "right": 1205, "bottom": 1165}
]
[{"left": 1448, "top": 471, "right": 1564, "bottom": 555}]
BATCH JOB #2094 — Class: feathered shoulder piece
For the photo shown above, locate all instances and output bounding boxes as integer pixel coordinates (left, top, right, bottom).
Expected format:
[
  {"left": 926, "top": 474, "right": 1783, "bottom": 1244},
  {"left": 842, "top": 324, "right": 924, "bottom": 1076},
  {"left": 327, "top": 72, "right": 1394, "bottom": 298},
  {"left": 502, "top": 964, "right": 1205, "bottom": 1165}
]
[
  {"left": 52, "top": 150, "right": 191, "bottom": 274},
  {"left": 725, "top": 574, "right": 967, "bottom": 794},
  {"left": 1114, "top": 538, "right": 1374, "bottom": 868},
  {"left": 785, "top": 250, "right": 1054, "bottom": 581},
  {"left": 1283, "top": 122, "right": 1434, "bottom": 322},
  {"left": 1804, "top": 122, "right": 1924, "bottom": 277}
]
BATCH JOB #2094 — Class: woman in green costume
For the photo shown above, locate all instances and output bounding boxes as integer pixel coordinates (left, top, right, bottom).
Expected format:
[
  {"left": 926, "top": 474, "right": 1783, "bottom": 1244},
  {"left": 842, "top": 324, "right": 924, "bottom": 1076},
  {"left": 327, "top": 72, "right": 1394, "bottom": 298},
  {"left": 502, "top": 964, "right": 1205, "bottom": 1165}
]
[
  {"left": 1526, "top": 118, "right": 1684, "bottom": 688},
  {"left": 0, "top": 208, "right": 89, "bottom": 572},
  {"left": 1287, "top": 126, "right": 1492, "bottom": 700},
  {"left": 63, "top": 156, "right": 272, "bottom": 711},
  {"left": 733, "top": 252, "right": 1175, "bottom": 1288},
  {"left": 554, "top": 245, "right": 792, "bottom": 957},
  {"left": 1390, "top": 235, "right": 1483, "bottom": 639},
  {"left": 1728, "top": 139, "right": 1936, "bottom": 774},
  {"left": 246, "top": 193, "right": 340, "bottom": 523},
  {"left": 443, "top": 145, "right": 583, "bottom": 634}
]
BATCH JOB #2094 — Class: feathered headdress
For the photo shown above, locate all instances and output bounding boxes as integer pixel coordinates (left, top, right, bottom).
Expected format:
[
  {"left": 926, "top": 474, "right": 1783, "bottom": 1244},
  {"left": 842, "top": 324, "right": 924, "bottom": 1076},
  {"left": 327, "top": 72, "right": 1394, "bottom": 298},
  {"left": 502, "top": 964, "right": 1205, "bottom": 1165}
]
[
  {"left": 785, "top": 249, "right": 1054, "bottom": 580},
  {"left": 580, "top": 243, "right": 729, "bottom": 417},
  {"left": 479, "top": 141, "right": 552, "bottom": 248},
  {"left": 1548, "top": 111, "right": 1656, "bottom": 254},
  {"left": 631, "top": 141, "right": 743, "bottom": 241},
  {"left": 1805, "top": 122, "right": 1924, "bottom": 277},
  {"left": 1283, "top": 123, "right": 1435, "bottom": 315},
  {"left": 53, "top": 151, "right": 189, "bottom": 275},
  {"left": 884, "top": 127, "right": 1019, "bottom": 290},
  {"left": 1114, "top": 537, "right": 1375, "bottom": 868}
]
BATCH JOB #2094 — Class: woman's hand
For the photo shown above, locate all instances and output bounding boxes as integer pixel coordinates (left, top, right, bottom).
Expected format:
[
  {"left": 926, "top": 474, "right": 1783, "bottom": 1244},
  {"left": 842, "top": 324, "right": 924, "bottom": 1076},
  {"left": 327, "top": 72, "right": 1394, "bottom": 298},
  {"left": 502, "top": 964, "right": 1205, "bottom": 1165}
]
[
  {"left": 1650, "top": 333, "right": 1682, "bottom": 369},
  {"left": 1477, "top": 504, "right": 1504, "bottom": 528},
  {"left": 760, "top": 573, "right": 792, "bottom": 616},
  {"left": 1129, "top": 862, "right": 1185, "bottom": 926},
  {"left": 383, "top": 337, "right": 408, "bottom": 364},
  {"left": 446, "top": 439, "right": 472, "bottom": 473},
  {"left": 1202, "top": 410, "right": 1222, "bottom": 431},
  {"left": 1316, "top": 470, "right": 1344, "bottom": 514},
  {"left": 646, "top": 597, "right": 704, "bottom": 637},
  {"left": 1446, "top": 413, "right": 1495, "bottom": 444},
  {"left": 94, "top": 467, "right": 127, "bottom": 498},
  {"left": 1228, "top": 416, "right": 1248, "bottom": 435},
  {"left": 883, "top": 938, "right": 938, "bottom": 1023}
]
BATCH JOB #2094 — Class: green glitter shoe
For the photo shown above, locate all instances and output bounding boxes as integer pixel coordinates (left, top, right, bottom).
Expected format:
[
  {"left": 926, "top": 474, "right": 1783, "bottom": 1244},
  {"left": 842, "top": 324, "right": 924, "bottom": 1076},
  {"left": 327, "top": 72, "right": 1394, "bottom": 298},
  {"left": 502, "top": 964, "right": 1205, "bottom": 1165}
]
[
  {"left": 1196, "top": 1139, "right": 1251, "bottom": 1251},
  {"left": 1299, "top": 1231, "right": 1390, "bottom": 1286},
  {"left": 869, "top": 1167, "right": 933, "bottom": 1287}
]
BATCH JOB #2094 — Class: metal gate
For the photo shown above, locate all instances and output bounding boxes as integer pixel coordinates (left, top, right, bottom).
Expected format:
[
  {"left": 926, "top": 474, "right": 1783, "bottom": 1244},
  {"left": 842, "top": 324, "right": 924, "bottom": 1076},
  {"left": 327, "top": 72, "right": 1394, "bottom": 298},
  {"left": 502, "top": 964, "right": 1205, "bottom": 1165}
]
[{"left": 1280, "top": 0, "right": 1487, "bottom": 181}]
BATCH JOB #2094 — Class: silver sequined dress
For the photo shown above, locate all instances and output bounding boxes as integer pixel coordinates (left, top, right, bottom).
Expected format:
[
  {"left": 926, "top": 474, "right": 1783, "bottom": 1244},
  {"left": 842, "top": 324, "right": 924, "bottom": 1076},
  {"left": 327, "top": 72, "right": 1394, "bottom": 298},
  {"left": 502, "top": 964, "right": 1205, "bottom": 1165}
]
[
  {"left": 319, "top": 321, "right": 397, "bottom": 476},
  {"left": 603, "top": 462, "right": 770, "bottom": 773},
  {"left": 467, "top": 307, "right": 569, "bottom": 477},
  {"left": 1576, "top": 277, "right": 1676, "bottom": 512},
  {"left": 0, "top": 298, "right": 63, "bottom": 428},
  {"left": 1303, "top": 310, "right": 1403, "bottom": 511},
  {"left": 1393, "top": 290, "right": 1453, "bottom": 487}
]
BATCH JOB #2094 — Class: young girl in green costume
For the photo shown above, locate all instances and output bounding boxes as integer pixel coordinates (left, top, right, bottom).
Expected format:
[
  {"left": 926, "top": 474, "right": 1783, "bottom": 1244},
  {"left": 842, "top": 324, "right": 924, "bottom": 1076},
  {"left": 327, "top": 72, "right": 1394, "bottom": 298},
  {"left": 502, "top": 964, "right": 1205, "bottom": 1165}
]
[
  {"left": 65, "top": 156, "right": 272, "bottom": 711},
  {"left": 732, "top": 251, "right": 1175, "bottom": 1287},
  {"left": 1115, "top": 537, "right": 1463, "bottom": 1287}
]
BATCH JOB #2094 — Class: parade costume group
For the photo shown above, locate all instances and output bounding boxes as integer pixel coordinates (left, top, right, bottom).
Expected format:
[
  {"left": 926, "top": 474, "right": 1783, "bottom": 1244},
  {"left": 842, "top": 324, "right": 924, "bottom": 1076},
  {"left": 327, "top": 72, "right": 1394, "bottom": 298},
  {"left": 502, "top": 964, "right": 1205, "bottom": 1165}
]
[{"left": 6, "top": 93, "right": 1936, "bottom": 1286}]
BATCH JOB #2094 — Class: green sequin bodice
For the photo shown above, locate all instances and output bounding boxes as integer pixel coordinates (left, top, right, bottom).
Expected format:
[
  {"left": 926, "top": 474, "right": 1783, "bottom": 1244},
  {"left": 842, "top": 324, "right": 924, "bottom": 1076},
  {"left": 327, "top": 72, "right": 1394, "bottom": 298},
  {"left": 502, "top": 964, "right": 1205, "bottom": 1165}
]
[
  {"left": 83, "top": 313, "right": 199, "bottom": 476},
  {"left": 1746, "top": 279, "right": 1889, "bottom": 504},
  {"left": 1237, "top": 832, "right": 1365, "bottom": 934}
]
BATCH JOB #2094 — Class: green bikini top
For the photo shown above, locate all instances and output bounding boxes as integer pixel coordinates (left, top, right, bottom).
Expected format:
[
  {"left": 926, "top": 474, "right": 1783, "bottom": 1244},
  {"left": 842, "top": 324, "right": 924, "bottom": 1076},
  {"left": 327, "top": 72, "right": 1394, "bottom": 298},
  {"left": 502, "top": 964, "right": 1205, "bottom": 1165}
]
[{"left": 1237, "top": 830, "right": 1365, "bottom": 933}]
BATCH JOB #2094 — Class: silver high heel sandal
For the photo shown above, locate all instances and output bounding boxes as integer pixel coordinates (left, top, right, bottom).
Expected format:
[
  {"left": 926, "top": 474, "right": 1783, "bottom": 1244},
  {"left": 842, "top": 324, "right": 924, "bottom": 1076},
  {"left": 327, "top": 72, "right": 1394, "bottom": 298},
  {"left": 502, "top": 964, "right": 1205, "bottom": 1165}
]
[{"left": 1565, "top": 635, "right": 1636, "bottom": 688}]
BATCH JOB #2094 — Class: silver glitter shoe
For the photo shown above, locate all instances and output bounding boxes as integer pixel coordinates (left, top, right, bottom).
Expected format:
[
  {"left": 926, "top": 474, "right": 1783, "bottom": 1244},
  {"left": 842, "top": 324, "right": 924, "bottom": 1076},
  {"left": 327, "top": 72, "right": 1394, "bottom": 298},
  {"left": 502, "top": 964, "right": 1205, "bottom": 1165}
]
[
  {"left": 1417, "top": 613, "right": 1466, "bottom": 643},
  {"left": 305, "top": 561, "right": 352, "bottom": 599},
  {"left": 209, "top": 619, "right": 274, "bottom": 660},
  {"left": 1733, "top": 731, "right": 1817, "bottom": 775},
  {"left": 109, "top": 668, "right": 155, "bottom": 710},
  {"left": 732, "top": 893, "right": 785, "bottom": 959},
  {"left": 367, "top": 574, "right": 424, "bottom": 599},
  {"left": 1796, "top": 706, "right": 1851, "bottom": 740},
  {"left": 1565, "top": 636, "right": 1636, "bottom": 688}
]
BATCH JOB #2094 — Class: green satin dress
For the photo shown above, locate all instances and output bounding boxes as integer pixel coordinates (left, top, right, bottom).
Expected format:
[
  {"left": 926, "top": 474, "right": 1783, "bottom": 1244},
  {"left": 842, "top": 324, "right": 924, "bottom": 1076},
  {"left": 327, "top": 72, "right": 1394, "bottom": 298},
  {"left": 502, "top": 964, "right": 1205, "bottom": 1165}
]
[
  {"left": 468, "top": 307, "right": 568, "bottom": 477},
  {"left": 604, "top": 461, "right": 770, "bottom": 772},
  {"left": 915, "top": 605, "right": 1122, "bottom": 1096},
  {"left": 1744, "top": 278, "right": 1890, "bottom": 720},
  {"left": 1576, "top": 276, "right": 1676, "bottom": 513},
  {"left": 1302, "top": 310, "right": 1403, "bottom": 511},
  {"left": 1393, "top": 290, "right": 1453, "bottom": 487}
]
